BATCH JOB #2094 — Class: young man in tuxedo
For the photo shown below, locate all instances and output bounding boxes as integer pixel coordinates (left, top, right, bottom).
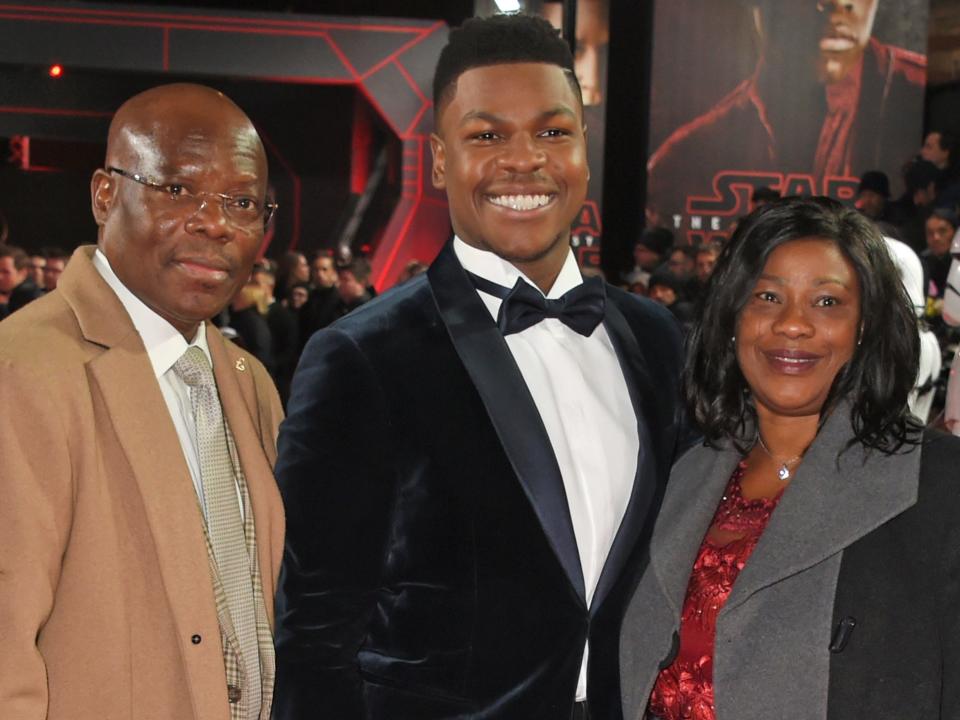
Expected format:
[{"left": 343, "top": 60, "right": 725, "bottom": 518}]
[{"left": 273, "top": 14, "right": 687, "bottom": 720}]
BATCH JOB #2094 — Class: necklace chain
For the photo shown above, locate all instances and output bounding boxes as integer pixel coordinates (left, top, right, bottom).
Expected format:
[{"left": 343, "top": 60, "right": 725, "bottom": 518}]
[{"left": 756, "top": 434, "right": 804, "bottom": 481}]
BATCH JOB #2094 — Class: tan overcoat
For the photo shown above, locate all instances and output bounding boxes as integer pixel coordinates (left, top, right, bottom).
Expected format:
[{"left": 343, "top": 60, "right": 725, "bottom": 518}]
[{"left": 0, "top": 246, "right": 285, "bottom": 720}]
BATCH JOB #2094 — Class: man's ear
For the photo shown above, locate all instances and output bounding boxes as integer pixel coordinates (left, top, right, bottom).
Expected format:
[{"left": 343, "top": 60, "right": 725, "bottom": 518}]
[
  {"left": 90, "top": 168, "right": 115, "bottom": 227},
  {"left": 429, "top": 133, "right": 446, "bottom": 190}
]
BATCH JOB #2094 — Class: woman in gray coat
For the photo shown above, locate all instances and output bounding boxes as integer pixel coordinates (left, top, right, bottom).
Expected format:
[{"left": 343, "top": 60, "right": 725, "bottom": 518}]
[{"left": 620, "top": 197, "right": 960, "bottom": 720}]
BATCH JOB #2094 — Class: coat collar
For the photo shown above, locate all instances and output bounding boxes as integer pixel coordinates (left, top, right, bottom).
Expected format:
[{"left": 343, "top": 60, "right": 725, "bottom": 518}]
[
  {"left": 650, "top": 403, "right": 921, "bottom": 616},
  {"left": 428, "top": 243, "right": 662, "bottom": 611},
  {"left": 428, "top": 243, "right": 587, "bottom": 604}
]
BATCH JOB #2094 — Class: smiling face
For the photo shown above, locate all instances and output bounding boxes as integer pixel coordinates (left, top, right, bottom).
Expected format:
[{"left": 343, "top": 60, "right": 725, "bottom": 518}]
[
  {"left": 736, "top": 237, "right": 861, "bottom": 421},
  {"left": 92, "top": 85, "right": 267, "bottom": 340},
  {"left": 430, "top": 62, "right": 588, "bottom": 289}
]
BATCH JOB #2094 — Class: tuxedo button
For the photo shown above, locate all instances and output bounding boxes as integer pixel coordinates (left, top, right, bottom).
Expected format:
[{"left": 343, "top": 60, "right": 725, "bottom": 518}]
[
  {"left": 227, "top": 685, "right": 242, "bottom": 703},
  {"left": 190, "top": 634, "right": 202, "bottom": 645}
]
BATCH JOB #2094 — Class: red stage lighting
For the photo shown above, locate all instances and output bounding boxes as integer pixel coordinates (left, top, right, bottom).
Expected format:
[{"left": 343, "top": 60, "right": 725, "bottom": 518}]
[{"left": 48, "top": 64, "right": 63, "bottom": 78}]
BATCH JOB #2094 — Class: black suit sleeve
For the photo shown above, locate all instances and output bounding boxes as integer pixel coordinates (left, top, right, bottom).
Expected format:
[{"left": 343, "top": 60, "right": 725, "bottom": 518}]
[{"left": 273, "top": 328, "right": 396, "bottom": 720}]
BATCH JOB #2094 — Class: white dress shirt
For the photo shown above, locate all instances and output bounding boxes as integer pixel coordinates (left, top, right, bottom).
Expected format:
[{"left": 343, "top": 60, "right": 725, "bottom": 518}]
[
  {"left": 453, "top": 238, "right": 639, "bottom": 702},
  {"left": 93, "top": 249, "right": 241, "bottom": 520}
]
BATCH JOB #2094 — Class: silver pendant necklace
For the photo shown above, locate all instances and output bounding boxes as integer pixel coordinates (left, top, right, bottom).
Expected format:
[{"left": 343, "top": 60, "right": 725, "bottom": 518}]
[{"left": 756, "top": 433, "right": 803, "bottom": 481}]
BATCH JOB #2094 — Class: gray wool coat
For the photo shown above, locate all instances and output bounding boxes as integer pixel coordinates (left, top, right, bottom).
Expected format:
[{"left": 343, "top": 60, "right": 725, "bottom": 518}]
[{"left": 620, "top": 407, "right": 960, "bottom": 720}]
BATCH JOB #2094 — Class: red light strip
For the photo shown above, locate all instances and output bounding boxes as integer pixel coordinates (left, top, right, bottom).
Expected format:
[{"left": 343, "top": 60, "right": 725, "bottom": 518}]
[
  {"left": 0, "top": 12, "right": 386, "bottom": 38},
  {"left": 374, "top": 136, "right": 426, "bottom": 288},
  {"left": 393, "top": 59, "right": 427, "bottom": 104},
  {"left": 0, "top": 4, "right": 434, "bottom": 34},
  {"left": 359, "top": 20, "right": 444, "bottom": 80},
  {"left": 322, "top": 32, "right": 361, "bottom": 80},
  {"left": 403, "top": 98, "right": 431, "bottom": 138},
  {"left": 0, "top": 105, "right": 112, "bottom": 118}
]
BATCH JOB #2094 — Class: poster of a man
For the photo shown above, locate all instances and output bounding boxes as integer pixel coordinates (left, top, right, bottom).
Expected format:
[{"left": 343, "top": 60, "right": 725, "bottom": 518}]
[
  {"left": 538, "top": 0, "right": 610, "bottom": 265},
  {"left": 646, "top": 0, "right": 927, "bottom": 243}
]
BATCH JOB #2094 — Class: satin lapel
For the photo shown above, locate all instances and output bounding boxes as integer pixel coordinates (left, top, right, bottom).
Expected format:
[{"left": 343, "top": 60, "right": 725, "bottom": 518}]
[
  {"left": 208, "top": 328, "right": 283, "bottom": 622},
  {"left": 428, "top": 244, "right": 586, "bottom": 603},
  {"left": 723, "top": 407, "right": 920, "bottom": 614},
  {"left": 649, "top": 445, "right": 741, "bottom": 616},
  {"left": 590, "top": 300, "right": 659, "bottom": 612},
  {"left": 88, "top": 330, "right": 227, "bottom": 720}
]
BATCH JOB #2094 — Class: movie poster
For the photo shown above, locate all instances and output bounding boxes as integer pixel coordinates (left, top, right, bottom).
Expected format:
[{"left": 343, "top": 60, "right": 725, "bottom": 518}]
[
  {"left": 646, "top": 0, "right": 930, "bottom": 244},
  {"left": 538, "top": 0, "right": 609, "bottom": 268}
]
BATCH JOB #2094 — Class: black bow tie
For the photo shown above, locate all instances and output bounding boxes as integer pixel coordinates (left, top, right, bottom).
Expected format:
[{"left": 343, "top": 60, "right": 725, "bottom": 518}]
[{"left": 467, "top": 271, "right": 606, "bottom": 337}]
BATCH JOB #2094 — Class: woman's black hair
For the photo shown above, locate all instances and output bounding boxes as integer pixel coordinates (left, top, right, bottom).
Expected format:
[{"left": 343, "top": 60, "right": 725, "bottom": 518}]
[{"left": 685, "top": 196, "right": 921, "bottom": 454}]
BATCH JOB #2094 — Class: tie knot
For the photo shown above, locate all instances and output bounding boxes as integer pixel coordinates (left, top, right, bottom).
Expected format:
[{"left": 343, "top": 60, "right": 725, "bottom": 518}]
[{"left": 173, "top": 346, "right": 215, "bottom": 388}]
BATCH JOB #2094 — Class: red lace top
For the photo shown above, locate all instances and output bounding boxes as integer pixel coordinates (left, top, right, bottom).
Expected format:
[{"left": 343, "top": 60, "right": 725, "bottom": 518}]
[{"left": 647, "top": 461, "right": 783, "bottom": 720}]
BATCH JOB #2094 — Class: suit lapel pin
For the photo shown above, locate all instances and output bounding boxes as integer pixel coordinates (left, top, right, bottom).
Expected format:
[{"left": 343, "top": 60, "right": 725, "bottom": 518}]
[{"left": 235, "top": 357, "right": 246, "bottom": 372}]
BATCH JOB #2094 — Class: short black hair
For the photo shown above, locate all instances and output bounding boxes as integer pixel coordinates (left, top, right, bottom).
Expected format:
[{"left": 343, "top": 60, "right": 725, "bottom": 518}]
[
  {"left": 686, "top": 196, "right": 920, "bottom": 455},
  {"left": 929, "top": 206, "right": 959, "bottom": 232},
  {"left": 432, "top": 14, "right": 581, "bottom": 116}
]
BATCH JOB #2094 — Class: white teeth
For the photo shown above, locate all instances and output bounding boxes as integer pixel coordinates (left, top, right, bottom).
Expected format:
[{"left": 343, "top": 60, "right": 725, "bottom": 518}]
[{"left": 488, "top": 194, "right": 552, "bottom": 211}]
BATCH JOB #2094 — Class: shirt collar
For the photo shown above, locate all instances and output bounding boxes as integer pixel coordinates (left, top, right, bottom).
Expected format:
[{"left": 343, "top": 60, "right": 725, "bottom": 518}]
[
  {"left": 452, "top": 236, "right": 583, "bottom": 300},
  {"left": 92, "top": 248, "right": 211, "bottom": 379}
]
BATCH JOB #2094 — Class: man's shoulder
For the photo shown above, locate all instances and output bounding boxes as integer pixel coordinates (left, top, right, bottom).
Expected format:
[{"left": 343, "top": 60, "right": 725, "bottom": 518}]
[
  {"left": 0, "top": 291, "right": 83, "bottom": 363},
  {"left": 329, "top": 273, "right": 436, "bottom": 339}
]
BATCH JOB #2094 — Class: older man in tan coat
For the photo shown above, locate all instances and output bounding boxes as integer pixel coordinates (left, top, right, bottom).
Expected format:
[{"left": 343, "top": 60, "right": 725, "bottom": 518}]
[{"left": 0, "top": 84, "right": 284, "bottom": 720}]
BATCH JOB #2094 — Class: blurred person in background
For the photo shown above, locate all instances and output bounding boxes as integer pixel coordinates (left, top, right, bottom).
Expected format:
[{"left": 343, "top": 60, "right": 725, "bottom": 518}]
[
  {"left": 276, "top": 250, "right": 309, "bottom": 306},
  {"left": 299, "top": 250, "right": 340, "bottom": 349},
  {"left": 624, "top": 227, "right": 673, "bottom": 288},
  {"left": 28, "top": 253, "right": 46, "bottom": 290},
  {"left": 854, "top": 170, "right": 892, "bottom": 222},
  {"left": 253, "top": 260, "right": 298, "bottom": 406},
  {"left": 335, "top": 256, "right": 372, "bottom": 318},
  {"left": 889, "top": 158, "right": 940, "bottom": 253},
  {"left": 41, "top": 247, "right": 69, "bottom": 292},
  {"left": 0, "top": 244, "right": 43, "bottom": 318},
  {"left": 921, "top": 208, "right": 957, "bottom": 299}
]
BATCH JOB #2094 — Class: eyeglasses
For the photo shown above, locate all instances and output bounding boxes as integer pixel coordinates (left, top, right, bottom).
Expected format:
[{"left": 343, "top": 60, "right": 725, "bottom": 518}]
[{"left": 107, "top": 166, "right": 277, "bottom": 228}]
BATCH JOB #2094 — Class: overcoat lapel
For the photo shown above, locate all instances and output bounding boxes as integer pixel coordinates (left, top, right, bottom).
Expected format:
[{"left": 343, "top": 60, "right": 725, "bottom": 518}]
[
  {"left": 648, "top": 445, "right": 740, "bottom": 615},
  {"left": 647, "top": 405, "right": 922, "bottom": 618},
  {"left": 590, "top": 302, "right": 658, "bottom": 612},
  {"left": 428, "top": 244, "right": 586, "bottom": 604},
  {"left": 723, "top": 407, "right": 920, "bottom": 614},
  {"left": 59, "top": 248, "right": 235, "bottom": 719},
  {"left": 83, "top": 340, "right": 229, "bottom": 720}
]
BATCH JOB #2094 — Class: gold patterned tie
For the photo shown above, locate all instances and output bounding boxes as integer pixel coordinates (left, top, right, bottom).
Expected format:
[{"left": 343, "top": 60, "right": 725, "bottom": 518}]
[{"left": 174, "top": 346, "right": 262, "bottom": 718}]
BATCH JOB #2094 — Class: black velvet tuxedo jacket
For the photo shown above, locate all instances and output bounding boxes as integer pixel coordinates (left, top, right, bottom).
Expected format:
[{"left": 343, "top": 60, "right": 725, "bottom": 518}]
[{"left": 273, "top": 244, "right": 687, "bottom": 720}]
